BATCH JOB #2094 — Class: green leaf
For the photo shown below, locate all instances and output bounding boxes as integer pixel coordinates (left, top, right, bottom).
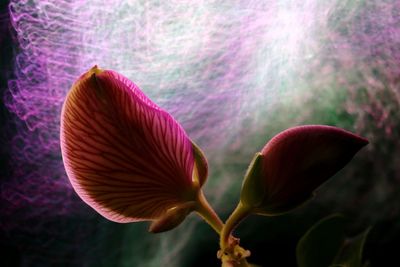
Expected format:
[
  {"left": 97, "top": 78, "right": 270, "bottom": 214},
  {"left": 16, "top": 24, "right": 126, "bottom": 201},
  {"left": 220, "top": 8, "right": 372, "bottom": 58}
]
[
  {"left": 297, "top": 214, "right": 346, "bottom": 267},
  {"left": 297, "top": 215, "right": 371, "bottom": 267},
  {"left": 331, "top": 227, "right": 371, "bottom": 267}
]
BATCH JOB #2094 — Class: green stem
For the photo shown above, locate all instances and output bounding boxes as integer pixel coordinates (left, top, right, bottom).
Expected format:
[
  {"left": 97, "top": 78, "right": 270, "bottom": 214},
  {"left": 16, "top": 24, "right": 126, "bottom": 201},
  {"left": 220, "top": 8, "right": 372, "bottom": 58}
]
[
  {"left": 195, "top": 190, "right": 224, "bottom": 234},
  {"left": 220, "top": 202, "right": 251, "bottom": 249}
]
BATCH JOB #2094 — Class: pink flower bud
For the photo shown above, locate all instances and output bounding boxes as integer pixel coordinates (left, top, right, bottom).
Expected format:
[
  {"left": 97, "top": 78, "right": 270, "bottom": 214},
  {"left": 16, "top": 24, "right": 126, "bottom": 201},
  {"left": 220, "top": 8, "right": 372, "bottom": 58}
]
[
  {"left": 60, "top": 66, "right": 208, "bottom": 226},
  {"left": 241, "top": 125, "right": 368, "bottom": 215}
]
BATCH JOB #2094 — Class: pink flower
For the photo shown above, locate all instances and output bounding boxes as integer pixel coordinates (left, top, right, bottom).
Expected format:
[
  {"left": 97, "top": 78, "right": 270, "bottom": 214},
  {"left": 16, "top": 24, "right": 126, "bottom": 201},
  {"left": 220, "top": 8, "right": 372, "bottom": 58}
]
[
  {"left": 241, "top": 125, "right": 369, "bottom": 215},
  {"left": 60, "top": 66, "right": 208, "bottom": 229}
]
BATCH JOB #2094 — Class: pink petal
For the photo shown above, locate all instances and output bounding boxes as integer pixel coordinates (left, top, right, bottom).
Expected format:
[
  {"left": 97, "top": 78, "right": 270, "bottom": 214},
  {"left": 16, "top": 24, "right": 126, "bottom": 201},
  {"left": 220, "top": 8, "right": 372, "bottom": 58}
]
[
  {"left": 60, "top": 66, "right": 200, "bottom": 223},
  {"left": 258, "top": 125, "right": 368, "bottom": 214}
]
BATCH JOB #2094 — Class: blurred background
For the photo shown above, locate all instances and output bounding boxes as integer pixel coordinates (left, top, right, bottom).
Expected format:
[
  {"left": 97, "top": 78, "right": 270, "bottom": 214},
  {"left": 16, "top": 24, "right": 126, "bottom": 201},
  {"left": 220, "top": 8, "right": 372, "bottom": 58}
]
[{"left": 1, "top": 0, "right": 399, "bottom": 266}]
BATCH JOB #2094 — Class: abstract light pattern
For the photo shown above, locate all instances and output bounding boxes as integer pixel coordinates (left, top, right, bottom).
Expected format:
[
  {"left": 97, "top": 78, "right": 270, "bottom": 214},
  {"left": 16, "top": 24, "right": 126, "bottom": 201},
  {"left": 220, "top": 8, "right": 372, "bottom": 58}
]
[{"left": 3, "top": 0, "right": 400, "bottom": 266}]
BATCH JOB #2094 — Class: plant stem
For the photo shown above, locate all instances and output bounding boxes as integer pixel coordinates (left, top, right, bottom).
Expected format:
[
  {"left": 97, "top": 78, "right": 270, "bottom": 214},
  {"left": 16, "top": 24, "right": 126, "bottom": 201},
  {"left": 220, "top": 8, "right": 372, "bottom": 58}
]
[
  {"left": 195, "top": 190, "right": 224, "bottom": 234},
  {"left": 220, "top": 202, "right": 251, "bottom": 249}
]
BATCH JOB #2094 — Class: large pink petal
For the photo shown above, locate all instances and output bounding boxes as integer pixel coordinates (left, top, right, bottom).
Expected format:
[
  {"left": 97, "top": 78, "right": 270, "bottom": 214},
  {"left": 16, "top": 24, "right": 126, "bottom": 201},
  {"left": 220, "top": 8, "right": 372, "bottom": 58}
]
[
  {"left": 258, "top": 125, "right": 368, "bottom": 214},
  {"left": 60, "top": 66, "right": 199, "bottom": 223}
]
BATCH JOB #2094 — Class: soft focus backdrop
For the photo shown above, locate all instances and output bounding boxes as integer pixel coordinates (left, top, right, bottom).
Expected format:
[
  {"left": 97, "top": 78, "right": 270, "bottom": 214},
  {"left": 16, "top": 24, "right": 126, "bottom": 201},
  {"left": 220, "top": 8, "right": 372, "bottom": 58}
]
[{"left": 1, "top": 0, "right": 399, "bottom": 266}]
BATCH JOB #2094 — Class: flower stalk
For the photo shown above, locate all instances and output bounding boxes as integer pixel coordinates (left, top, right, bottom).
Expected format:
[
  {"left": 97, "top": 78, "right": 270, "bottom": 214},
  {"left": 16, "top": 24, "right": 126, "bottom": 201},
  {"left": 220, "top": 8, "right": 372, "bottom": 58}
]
[
  {"left": 195, "top": 191, "right": 224, "bottom": 234},
  {"left": 220, "top": 202, "right": 251, "bottom": 249}
]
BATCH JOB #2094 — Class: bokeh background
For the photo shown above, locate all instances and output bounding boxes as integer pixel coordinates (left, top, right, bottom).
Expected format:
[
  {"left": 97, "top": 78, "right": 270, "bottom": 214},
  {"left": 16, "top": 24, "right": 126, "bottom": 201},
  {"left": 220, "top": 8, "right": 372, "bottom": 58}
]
[{"left": 1, "top": 0, "right": 399, "bottom": 266}]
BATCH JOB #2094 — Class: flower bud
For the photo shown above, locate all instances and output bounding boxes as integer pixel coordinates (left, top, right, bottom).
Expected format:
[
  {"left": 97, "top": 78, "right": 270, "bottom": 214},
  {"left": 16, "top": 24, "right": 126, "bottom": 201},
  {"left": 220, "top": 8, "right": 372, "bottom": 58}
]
[
  {"left": 240, "top": 125, "right": 368, "bottom": 215},
  {"left": 60, "top": 66, "right": 208, "bottom": 229}
]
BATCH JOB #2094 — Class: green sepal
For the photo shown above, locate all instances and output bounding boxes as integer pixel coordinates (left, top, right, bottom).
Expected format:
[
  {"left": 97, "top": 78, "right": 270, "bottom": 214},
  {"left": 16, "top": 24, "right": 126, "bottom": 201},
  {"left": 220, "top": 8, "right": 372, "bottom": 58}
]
[
  {"left": 191, "top": 141, "right": 208, "bottom": 187},
  {"left": 148, "top": 201, "right": 196, "bottom": 233},
  {"left": 240, "top": 153, "right": 265, "bottom": 208}
]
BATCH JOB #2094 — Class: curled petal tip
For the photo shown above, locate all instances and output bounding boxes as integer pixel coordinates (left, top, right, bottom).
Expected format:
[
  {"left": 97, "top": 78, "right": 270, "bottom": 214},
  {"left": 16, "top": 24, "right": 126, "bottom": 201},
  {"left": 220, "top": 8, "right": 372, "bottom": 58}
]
[
  {"left": 90, "top": 65, "right": 103, "bottom": 74},
  {"left": 148, "top": 202, "right": 196, "bottom": 233},
  {"left": 61, "top": 66, "right": 208, "bottom": 227},
  {"left": 77, "top": 65, "right": 104, "bottom": 81}
]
